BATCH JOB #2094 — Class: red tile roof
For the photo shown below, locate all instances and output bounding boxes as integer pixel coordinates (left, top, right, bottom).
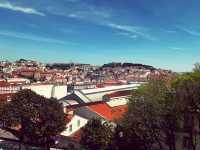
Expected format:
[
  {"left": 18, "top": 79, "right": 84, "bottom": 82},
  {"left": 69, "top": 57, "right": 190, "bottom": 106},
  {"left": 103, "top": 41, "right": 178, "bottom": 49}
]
[
  {"left": 104, "top": 78, "right": 119, "bottom": 84},
  {"left": 0, "top": 79, "right": 27, "bottom": 86},
  {"left": 0, "top": 93, "right": 14, "bottom": 101},
  {"left": 88, "top": 103, "right": 127, "bottom": 121},
  {"left": 69, "top": 104, "right": 128, "bottom": 140}
]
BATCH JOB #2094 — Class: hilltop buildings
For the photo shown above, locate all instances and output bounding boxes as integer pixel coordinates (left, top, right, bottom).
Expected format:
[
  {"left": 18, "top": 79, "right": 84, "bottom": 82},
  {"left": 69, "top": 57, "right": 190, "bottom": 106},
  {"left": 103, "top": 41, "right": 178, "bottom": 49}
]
[
  {"left": 0, "top": 59, "right": 175, "bottom": 149},
  {"left": 0, "top": 59, "right": 171, "bottom": 86}
]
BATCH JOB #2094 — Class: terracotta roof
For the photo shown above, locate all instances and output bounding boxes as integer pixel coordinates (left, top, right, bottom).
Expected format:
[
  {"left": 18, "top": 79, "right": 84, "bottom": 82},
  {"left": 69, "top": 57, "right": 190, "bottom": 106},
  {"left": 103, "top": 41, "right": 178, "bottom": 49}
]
[
  {"left": 88, "top": 103, "right": 127, "bottom": 121},
  {"left": 103, "top": 78, "right": 119, "bottom": 84},
  {"left": 68, "top": 103, "right": 127, "bottom": 140},
  {"left": 110, "top": 105, "right": 127, "bottom": 121},
  {"left": 0, "top": 79, "right": 28, "bottom": 86},
  {"left": 0, "top": 93, "right": 14, "bottom": 101},
  {"left": 0, "top": 81, "right": 7, "bottom": 86},
  {"left": 0, "top": 82, "right": 23, "bottom": 86}
]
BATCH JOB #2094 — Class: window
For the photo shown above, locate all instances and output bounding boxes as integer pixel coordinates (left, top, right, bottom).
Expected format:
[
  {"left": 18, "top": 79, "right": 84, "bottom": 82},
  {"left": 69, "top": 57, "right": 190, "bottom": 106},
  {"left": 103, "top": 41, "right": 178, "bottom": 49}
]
[
  {"left": 69, "top": 124, "right": 72, "bottom": 132},
  {"left": 77, "top": 120, "right": 80, "bottom": 127}
]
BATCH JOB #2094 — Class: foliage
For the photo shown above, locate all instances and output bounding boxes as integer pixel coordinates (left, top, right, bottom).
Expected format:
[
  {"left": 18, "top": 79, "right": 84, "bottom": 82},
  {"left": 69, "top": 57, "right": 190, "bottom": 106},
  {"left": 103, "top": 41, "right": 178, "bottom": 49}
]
[
  {"left": 69, "top": 71, "right": 200, "bottom": 150},
  {"left": 193, "top": 62, "right": 200, "bottom": 72},
  {"left": 102, "top": 62, "right": 155, "bottom": 70},
  {"left": 0, "top": 89, "right": 66, "bottom": 146},
  {"left": 172, "top": 71, "right": 200, "bottom": 111},
  {"left": 121, "top": 77, "right": 180, "bottom": 150},
  {"left": 172, "top": 71, "right": 200, "bottom": 150},
  {"left": 80, "top": 118, "right": 113, "bottom": 150}
]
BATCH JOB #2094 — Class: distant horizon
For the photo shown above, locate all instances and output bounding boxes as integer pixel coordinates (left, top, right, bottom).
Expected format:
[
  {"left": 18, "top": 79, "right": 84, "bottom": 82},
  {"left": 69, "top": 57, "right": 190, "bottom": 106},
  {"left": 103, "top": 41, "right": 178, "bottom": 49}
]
[
  {"left": 0, "top": 57, "right": 195, "bottom": 73},
  {"left": 1, "top": 0, "right": 200, "bottom": 72}
]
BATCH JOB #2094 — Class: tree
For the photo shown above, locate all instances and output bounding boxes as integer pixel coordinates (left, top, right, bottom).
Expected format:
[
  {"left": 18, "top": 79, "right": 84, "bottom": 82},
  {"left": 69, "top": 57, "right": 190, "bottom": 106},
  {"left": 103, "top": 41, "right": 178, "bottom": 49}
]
[
  {"left": 0, "top": 89, "right": 66, "bottom": 149},
  {"left": 193, "top": 63, "right": 200, "bottom": 72},
  {"left": 113, "top": 123, "right": 153, "bottom": 150},
  {"left": 121, "top": 76, "right": 180, "bottom": 150},
  {"left": 80, "top": 118, "right": 113, "bottom": 150},
  {"left": 0, "top": 101, "right": 8, "bottom": 126},
  {"left": 173, "top": 71, "right": 200, "bottom": 150}
]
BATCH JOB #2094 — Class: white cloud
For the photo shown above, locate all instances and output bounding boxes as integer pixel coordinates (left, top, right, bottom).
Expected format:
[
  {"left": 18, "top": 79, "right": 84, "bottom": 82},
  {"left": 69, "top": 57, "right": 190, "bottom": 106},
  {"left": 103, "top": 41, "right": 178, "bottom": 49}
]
[
  {"left": 68, "top": 13, "right": 80, "bottom": 18},
  {"left": 170, "top": 47, "right": 183, "bottom": 50},
  {"left": 177, "top": 26, "right": 200, "bottom": 36},
  {"left": 117, "top": 32, "right": 138, "bottom": 40},
  {"left": 43, "top": 1, "right": 155, "bottom": 41},
  {"left": 67, "top": 8, "right": 111, "bottom": 20},
  {"left": 107, "top": 23, "right": 142, "bottom": 33},
  {"left": 164, "top": 30, "right": 177, "bottom": 34},
  {"left": 0, "top": 1, "right": 45, "bottom": 16},
  {"left": 64, "top": 0, "right": 80, "bottom": 2},
  {"left": 0, "top": 30, "right": 72, "bottom": 45},
  {"left": 106, "top": 23, "right": 156, "bottom": 41},
  {"left": 46, "top": 0, "right": 112, "bottom": 22},
  {"left": 130, "top": 35, "right": 138, "bottom": 39}
]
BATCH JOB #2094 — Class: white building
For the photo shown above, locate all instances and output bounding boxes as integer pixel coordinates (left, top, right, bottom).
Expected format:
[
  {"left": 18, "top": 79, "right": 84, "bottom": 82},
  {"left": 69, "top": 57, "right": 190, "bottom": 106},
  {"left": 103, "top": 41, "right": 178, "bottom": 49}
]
[
  {"left": 22, "top": 84, "right": 68, "bottom": 99},
  {"left": 60, "top": 83, "right": 142, "bottom": 106},
  {"left": 61, "top": 115, "right": 88, "bottom": 136}
]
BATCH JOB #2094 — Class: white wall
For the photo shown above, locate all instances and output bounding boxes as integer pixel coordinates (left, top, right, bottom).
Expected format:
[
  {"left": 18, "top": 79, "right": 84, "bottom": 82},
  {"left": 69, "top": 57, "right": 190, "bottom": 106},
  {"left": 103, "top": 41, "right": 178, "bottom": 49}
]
[
  {"left": 22, "top": 84, "right": 68, "bottom": 99},
  {"left": 53, "top": 85, "right": 68, "bottom": 99},
  {"left": 61, "top": 115, "right": 88, "bottom": 136},
  {"left": 82, "top": 84, "right": 140, "bottom": 102}
]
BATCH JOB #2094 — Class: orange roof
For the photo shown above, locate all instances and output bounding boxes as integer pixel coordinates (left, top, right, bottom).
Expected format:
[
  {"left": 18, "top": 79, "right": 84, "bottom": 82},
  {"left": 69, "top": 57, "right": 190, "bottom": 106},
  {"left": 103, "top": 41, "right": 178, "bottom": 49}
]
[
  {"left": 103, "top": 78, "right": 120, "bottom": 85},
  {"left": 111, "top": 105, "right": 127, "bottom": 121},
  {"left": 88, "top": 103, "right": 127, "bottom": 121},
  {"left": 0, "top": 82, "right": 24, "bottom": 86}
]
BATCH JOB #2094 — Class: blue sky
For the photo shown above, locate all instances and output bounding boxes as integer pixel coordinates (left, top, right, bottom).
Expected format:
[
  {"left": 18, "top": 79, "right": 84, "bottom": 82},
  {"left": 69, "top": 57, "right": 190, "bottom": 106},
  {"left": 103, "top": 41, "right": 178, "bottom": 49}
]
[{"left": 0, "top": 0, "right": 200, "bottom": 72}]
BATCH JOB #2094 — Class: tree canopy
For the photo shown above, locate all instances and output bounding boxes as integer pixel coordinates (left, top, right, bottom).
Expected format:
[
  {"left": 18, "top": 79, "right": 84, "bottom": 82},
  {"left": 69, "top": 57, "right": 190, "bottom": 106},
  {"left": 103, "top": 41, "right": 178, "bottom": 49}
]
[
  {"left": 0, "top": 89, "right": 66, "bottom": 147},
  {"left": 80, "top": 118, "right": 113, "bottom": 150},
  {"left": 193, "top": 62, "right": 200, "bottom": 72},
  {"left": 172, "top": 71, "right": 200, "bottom": 150},
  {"left": 120, "top": 76, "right": 181, "bottom": 150},
  {"left": 78, "top": 68, "right": 200, "bottom": 150}
]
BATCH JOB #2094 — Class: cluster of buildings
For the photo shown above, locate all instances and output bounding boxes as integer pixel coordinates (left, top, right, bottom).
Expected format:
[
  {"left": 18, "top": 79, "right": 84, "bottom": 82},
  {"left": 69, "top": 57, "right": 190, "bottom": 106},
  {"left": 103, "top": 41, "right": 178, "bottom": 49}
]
[
  {"left": 0, "top": 59, "right": 171, "bottom": 86},
  {"left": 0, "top": 59, "right": 173, "bottom": 148},
  {"left": 0, "top": 59, "right": 171, "bottom": 102},
  {"left": 1, "top": 60, "right": 199, "bottom": 150},
  {"left": 0, "top": 76, "right": 142, "bottom": 148},
  {"left": 60, "top": 83, "right": 140, "bottom": 138},
  {"left": 0, "top": 59, "right": 172, "bottom": 102}
]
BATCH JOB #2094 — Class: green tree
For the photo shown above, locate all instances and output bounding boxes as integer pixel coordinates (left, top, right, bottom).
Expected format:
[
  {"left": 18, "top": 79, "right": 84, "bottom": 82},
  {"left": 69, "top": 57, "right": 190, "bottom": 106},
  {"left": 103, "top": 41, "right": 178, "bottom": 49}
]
[
  {"left": 173, "top": 71, "right": 200, "bottom": 150},
  {"left": 0, "top": 89, "right": 66, "bottom": 149},
  {"left": 80, "top": 118, "right": 113, "bottom": 150},
  {"left": 113, "top": 123, "right": 153, "bottom": 150},
  {"left": 121, "top": 76, "right": 180, "bottom": 150},
  {"left": 193, "top": 63, "right": 200, "bottom": 72}
]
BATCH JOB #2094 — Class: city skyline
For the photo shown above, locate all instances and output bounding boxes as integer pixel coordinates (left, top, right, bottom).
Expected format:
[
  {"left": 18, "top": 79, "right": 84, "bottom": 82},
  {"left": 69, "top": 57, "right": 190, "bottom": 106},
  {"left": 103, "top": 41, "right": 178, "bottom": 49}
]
[{"left": 0, "top": 0, "right": 200, "bottom": 72}]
